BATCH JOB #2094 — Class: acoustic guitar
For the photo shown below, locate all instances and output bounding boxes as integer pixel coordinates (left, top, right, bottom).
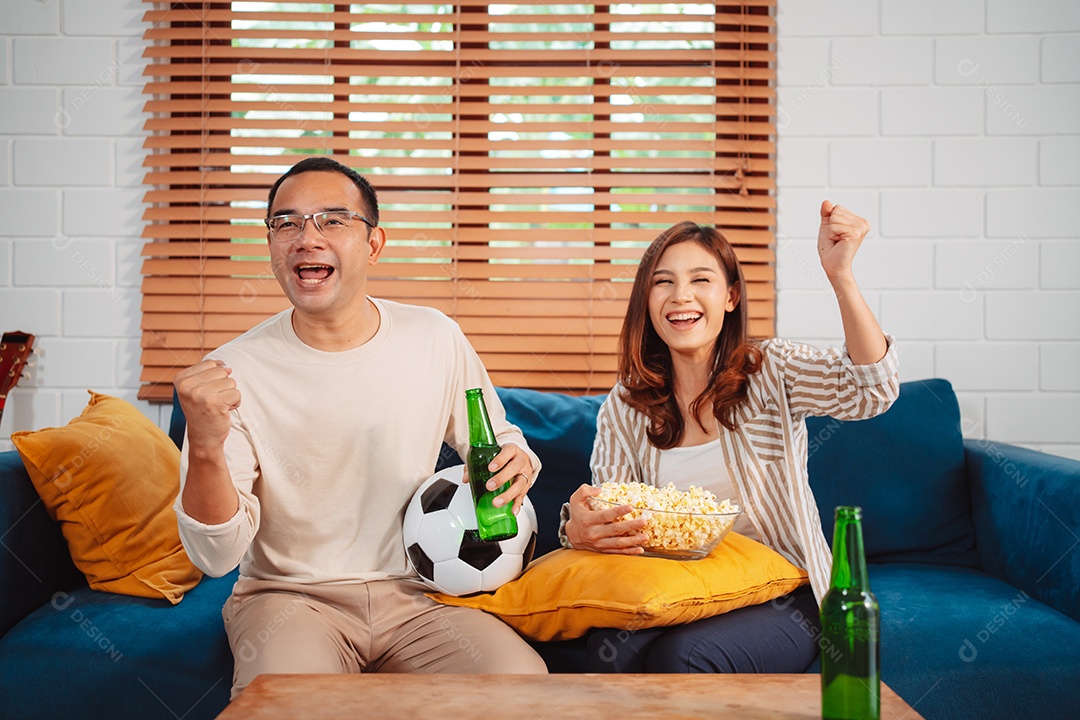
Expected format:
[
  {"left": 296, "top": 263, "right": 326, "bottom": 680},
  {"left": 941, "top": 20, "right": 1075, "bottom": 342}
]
[{"left": 0, "top": 331, "right": 35, "bottom": 427}]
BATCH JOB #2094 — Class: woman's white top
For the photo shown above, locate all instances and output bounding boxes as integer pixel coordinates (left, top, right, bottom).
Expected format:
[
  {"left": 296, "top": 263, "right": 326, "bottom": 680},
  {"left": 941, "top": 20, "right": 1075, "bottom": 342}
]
[{"left": 658, "top": 437, "right": 761, "bottom": 542}]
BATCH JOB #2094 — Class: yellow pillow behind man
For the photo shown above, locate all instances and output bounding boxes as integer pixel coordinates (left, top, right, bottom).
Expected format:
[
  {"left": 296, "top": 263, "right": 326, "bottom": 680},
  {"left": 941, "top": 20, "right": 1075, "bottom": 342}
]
[{"left": 12, "top": 392, "right": 202, "bottom": 604}]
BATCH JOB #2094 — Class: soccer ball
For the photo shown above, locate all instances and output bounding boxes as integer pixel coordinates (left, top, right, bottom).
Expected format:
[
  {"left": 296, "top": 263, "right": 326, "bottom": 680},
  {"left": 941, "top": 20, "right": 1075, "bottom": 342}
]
[{"left": 403, "top": 465, "right": 537, "bottom": 597}]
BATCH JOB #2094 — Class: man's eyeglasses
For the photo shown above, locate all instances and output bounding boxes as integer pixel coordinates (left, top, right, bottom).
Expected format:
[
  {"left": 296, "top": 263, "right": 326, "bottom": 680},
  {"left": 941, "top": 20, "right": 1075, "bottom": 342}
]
[{"left": 264, "top": 211, "right": 376, "bottom": 241}]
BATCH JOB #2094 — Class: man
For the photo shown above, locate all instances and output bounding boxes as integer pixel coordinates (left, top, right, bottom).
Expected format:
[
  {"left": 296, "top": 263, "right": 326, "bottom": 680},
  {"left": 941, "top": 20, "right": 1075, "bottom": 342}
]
[{"left": 173, "top": 157, "right": 547, "bottom": 698}]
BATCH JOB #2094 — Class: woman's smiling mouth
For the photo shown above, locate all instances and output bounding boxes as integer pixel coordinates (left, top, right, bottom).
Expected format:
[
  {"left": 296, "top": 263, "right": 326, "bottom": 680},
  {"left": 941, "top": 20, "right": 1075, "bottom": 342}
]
[{"left": 666, "top": 311, "right": 703, "bottom": 328}]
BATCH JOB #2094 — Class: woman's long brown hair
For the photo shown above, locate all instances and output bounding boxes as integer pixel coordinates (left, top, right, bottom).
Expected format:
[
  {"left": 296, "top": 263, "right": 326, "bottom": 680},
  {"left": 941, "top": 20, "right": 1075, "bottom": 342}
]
[{"left": 618, "top": 221, "right": 763, "bottom": 449}]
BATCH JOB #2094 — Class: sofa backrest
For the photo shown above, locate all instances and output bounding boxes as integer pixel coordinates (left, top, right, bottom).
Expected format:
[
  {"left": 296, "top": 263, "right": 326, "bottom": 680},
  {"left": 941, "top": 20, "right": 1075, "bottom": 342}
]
[
  {"left": 495, "top": 380, "right": 980, "bottom": 567},
  {"left": 495, "top": 388, "right": 605, "bottom": 556},
  {"left": 806, "top": 378, "right": 978, "bottom": 567},
  {"left": 168, "top": 388, "right": 186, "bottom": 450},
  {"left": 0, "top": 451, "right": 86, "bottom": 637},
  {"left": 169, "top": 379, "right": 980, "bottom": 566}
]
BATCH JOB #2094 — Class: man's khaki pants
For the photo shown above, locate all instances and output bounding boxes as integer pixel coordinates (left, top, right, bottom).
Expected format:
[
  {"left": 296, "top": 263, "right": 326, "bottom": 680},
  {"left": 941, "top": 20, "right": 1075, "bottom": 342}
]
[{"left": 223, "top": 577, "right": 548, "bottom": 698}]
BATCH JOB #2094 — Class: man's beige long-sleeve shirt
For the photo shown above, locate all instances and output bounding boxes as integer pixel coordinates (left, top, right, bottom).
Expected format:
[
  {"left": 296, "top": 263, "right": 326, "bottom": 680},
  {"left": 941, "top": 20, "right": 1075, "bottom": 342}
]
[{"left": 175, "top": 299, "right": 540, "bottom": 585}]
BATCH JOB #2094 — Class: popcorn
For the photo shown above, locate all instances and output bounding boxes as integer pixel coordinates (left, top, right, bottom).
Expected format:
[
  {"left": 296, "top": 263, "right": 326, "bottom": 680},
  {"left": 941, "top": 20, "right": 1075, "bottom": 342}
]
[{"left": 590, "top": 481, "right": 741, "bottom": 556}]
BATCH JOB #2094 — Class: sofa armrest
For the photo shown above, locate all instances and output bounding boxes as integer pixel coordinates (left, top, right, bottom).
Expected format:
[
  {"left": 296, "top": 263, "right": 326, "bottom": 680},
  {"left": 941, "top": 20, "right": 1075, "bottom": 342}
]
[
  {"left": 0, "top": 451, "right": 85, "bottom": 637},
  {"left": 966, "top": 439, "right": 1080, "bottom": 622}
]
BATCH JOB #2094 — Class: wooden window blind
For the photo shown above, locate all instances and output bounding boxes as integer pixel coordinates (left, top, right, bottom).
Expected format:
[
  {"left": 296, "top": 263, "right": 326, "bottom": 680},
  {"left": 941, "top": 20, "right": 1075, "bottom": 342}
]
[{"left": 139, "top": 1, "right": 777, "bottom": 402}]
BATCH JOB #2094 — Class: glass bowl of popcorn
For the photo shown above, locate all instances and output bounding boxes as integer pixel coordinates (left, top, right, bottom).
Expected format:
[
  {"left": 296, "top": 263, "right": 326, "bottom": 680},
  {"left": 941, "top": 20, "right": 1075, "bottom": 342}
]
[{"left": 588, "top": 481, "right": 743, "bottom": 560}]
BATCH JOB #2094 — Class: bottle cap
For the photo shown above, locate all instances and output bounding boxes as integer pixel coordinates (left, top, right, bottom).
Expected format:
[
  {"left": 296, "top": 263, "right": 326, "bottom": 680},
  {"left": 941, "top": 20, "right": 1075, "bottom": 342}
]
[{"left": 835, "top": 505, "right": 863, "bottom": 520}]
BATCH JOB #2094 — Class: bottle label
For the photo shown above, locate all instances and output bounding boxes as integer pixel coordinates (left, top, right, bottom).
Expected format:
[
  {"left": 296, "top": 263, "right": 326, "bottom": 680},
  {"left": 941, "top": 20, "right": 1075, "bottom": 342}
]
[
  {"left": 825, "top": 619, "right": 879, "bottom": 642},
  {"left": 468, "top": 444, "right": 517, "bottom": 542}
]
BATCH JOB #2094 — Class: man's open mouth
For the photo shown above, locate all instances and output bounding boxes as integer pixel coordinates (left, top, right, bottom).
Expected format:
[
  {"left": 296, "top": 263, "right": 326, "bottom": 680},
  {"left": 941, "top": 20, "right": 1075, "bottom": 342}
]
[{"left": 296, "top": 264, "right": 334, "bottom": 283}]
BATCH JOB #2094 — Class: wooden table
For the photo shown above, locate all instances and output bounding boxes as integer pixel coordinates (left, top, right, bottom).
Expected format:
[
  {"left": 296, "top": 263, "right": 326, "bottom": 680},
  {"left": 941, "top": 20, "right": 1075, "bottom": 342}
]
[{"left": 217, "top": 673, "right": 925, "bottom": 719}]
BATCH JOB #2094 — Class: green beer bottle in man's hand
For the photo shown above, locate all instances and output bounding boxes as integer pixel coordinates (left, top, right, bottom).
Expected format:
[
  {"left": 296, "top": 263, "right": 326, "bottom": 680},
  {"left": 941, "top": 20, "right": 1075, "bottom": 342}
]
[
  {"left": 465, "top": 387, "right": 518, "bottom": 542},
  {"left": 821, "top": 505, "right": 881, "bottom": 720}
]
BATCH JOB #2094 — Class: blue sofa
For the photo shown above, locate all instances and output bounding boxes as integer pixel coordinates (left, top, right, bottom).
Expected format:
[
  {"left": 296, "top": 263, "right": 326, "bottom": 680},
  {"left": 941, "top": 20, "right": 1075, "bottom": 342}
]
[{"left": 1, "top": 378, "right": 1078, "bottom": 719}]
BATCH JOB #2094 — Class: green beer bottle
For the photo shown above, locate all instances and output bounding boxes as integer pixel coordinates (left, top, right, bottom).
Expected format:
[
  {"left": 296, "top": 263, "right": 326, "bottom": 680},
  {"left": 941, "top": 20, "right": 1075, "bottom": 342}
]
[
  {"left": 821, "top": 505, "right": 880, "bottom": 720},
  {"left": 465, "top": 388, "right": 518, "bottom": 542}
]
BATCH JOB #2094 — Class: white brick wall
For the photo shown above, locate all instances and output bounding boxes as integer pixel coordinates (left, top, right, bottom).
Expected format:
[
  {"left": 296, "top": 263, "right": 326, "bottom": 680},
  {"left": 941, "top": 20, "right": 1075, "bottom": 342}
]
[
  {"left": 1040, "top": 138, "right": 1080, "bottom": 184},
  {"left": 935, "top": 240, "right": 1038, "bottom": 289},
  {"left": 0, "top": 38, "right": 9, "bottom": 85},
  {"left": 1, "top": 1, "right": 1078, "bottom": 464},
  {"left": 13, "top": 38, "right": 114, "bottom": 85},
  {"left": 935, "top": 37, "right": 1040, "bottom": 85},
  {"left": 776, "top": 139, "right": 828, "bottom": 187},
  {"left": 777, "top": 87, "right": 879, "bottom": 137},
  {"left": 936, "top": 343, "right": 1038, "bottom": 391},
  {"left": 0, "top": 88, "right": 61, "bottom": 135},
  {"left": 985, "top": 292, "right": 1080, "bottom": 340},
  {"left": 777, "top": 0, "right": 1080, "bottom": 461},
  {"left": 1041, "top": 344, "right": 1080, "bottom": 391},
  {"left": 881, "top": 87, "right": 984, "bottom": 136},
  {"left": 62, "top": 87, "right": 145, "bottom": 137},
  {"left": 985, "top": 86, "right": 1080, "bottom": 135},
  {"left": 13, "top": 139, "right": 112, "bottom": 186},
  {"left": 880, "top": 190, "right": 983, "bottom": 237},
  {"left": 1042, "top": 242, "right": 1080, "bottom": 288},
  {"left": 986, "top": 188, "right": 1080, "bottom": 237},
  {"left": 880, "top": 0, "right": 985, "bottom": 36},
  {"left": 832, "top": 38, "right": 934, "bottom": 86},
  {"left": 64, "top": 0, "right": 144, "bottom": 36},
  {"left": 0, "top": 239, "right": 10, "bottom": 284},
  {"left": 830, "top": 139, "right": 932, "bottom": 187},
  {"left": 986, "top": 0, "right": 1080, "bottom": 33},
  {"left": 0, "top": 188, "right": 59, "bottom": 235},
  {"left": 14, "top": 238, "right": 115, "bottom": 287},
  {"left": 1042, "top": 35, "right": 1080, "bottom": 83},
  {"left": 0, "top": 0, "right": 159, "bottom": 450},
  {"left": 5, "top": 0, "right": 61, "bottom": 35},
  {"left": 934, "top": 138, "right": 1037, "bottom": 186}
]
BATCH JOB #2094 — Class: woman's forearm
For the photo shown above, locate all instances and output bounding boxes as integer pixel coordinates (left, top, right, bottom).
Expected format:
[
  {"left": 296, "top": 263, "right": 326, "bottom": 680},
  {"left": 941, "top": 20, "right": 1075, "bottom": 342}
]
[{"left": 830, "top": 274, "right": 887, "bottom": 365}]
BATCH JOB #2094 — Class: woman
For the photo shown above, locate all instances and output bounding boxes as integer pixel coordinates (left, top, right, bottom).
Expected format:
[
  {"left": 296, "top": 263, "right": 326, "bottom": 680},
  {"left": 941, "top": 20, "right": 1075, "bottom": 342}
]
[{"left": 562, "top": 201, "right": 899, "bottom": 673}]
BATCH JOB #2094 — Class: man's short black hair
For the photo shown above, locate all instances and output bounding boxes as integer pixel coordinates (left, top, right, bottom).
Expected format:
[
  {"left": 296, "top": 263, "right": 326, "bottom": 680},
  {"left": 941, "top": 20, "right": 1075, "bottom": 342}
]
[{"left": 266, "top": 157, "right": 379, "bottom": 226}]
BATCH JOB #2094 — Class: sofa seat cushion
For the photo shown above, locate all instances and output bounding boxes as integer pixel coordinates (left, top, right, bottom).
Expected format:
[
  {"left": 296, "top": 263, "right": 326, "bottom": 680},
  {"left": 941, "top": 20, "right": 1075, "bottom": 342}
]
[
  {"left": 0, "top": 571, "right": 237, "bottom": 720},
  {"left": 528, "top": 637, "right": 589, "bottom": 673},
  {"left": 867, "top": 563, "right": 1080, "bottom": 720}
]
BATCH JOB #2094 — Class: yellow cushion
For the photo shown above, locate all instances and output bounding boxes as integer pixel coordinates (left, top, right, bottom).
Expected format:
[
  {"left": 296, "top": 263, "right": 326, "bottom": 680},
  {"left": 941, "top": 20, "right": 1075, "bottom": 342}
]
[
  {"left": 430, "top": 532, "right": 809, "bottom": 641},
  {"left": 11, "top": 391, "right": 202, "bottom": 604}
]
